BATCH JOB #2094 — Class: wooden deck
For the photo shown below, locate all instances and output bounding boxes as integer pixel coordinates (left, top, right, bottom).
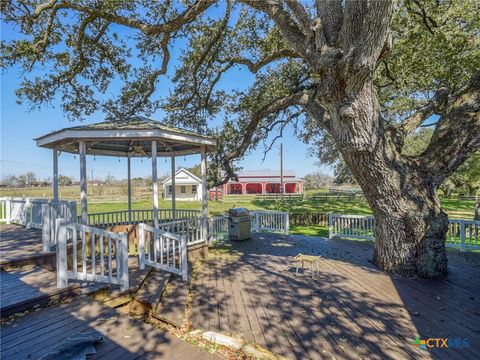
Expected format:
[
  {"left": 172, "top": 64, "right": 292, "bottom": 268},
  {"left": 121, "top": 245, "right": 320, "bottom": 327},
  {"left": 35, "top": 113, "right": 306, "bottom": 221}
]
[
  {"left": 1, "top": 296, "right": 219, "bottom": 360},
  {"left": 189, "top": 233, "right": 480, "bottom": 360},
  {"left": 0, "top": 224, "right": 55, "bottom": 269}
]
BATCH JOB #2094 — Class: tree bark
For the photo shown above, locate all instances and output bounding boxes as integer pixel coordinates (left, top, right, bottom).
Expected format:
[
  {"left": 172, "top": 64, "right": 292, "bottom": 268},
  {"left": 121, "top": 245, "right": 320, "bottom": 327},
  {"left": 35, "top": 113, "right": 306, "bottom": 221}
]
[{"left": 322, "top": 79, "right": 448, "bottom": 278}]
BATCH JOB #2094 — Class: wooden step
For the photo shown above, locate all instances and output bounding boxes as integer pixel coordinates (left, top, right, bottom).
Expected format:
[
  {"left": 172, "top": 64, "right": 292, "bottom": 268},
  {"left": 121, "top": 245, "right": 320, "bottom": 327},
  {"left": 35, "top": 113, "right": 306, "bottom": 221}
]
[
  {"left": 134, "top": 269, "right": 171, "bottom": 306},
  {"left": 153, "top": 275, "right": 190, "bottom": 327},
  {"left": 0, "top": 266, "right": 103, "bottom": 319}
]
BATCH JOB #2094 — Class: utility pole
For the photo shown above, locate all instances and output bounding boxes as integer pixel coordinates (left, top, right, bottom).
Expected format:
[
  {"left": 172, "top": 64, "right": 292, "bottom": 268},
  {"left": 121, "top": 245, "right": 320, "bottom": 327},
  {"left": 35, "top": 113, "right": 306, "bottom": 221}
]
[{"left": 280, "top": 142, "right": 284, "bottom": 201}]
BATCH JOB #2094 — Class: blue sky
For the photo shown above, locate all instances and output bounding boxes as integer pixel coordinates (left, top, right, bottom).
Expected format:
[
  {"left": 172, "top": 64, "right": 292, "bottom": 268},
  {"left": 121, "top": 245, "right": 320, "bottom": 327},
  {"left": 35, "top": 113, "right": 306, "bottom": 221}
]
[{"left": 0, "top": 6, "right": 330, "bottom": 182}]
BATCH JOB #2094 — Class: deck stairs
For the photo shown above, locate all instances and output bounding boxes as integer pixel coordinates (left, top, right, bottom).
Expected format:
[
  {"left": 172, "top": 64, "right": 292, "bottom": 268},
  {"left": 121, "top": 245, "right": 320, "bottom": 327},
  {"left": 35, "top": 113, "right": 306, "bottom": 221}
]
[{"left": 131, "top": 268, "right": 190, "bottom": 327}]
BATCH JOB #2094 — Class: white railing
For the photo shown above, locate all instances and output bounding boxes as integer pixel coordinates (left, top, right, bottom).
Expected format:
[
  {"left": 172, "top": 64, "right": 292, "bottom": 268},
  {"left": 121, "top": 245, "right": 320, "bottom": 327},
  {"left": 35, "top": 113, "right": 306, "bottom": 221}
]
[
  {"left": 41, "top": 202, "right": 78, "bottom": 252},
  {"left": 328, "top": 214, "right": 480, "bottom": 252},
  {"left": 446, "top": 219, "right": 480, "bottom": 251},
  {"left": 56, "top": 219, "right": 129, "bottom": 291},
  {"left": 251, "top": 210, "right": 289, "bottom": 235},
  {"left": 0, "top": 197, "right": 76, "bottom": 229},
  {"left": 328, "top": 214, "right": 375, "bottom": 240},
  {"left": 0, "top": 198, "right": 10, "bottom": 223},
  {"left": 138, "top": 223, "right": 188, "bottom": 281},
  {"left": 209, "top": 216, "right": 229, "bottom": 242},
  {"left": 158, "top": 216, "right": 205, "bottom": 246},
  {"left": 85, "top": 208, "right": 202, "bottom": 227}
]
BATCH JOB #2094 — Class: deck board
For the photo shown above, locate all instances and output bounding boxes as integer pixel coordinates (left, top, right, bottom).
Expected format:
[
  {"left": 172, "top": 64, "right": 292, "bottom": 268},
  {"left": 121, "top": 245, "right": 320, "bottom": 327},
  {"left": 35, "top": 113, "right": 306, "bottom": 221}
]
[
  {"left": 189, "top": 233, "right": 480, "bottom": 359},
  {"left": 1, "top": 296, "right": 220, "bottom": 360},
  {"left": 0, "top": 224, "right": 50, "bottom": 267}
]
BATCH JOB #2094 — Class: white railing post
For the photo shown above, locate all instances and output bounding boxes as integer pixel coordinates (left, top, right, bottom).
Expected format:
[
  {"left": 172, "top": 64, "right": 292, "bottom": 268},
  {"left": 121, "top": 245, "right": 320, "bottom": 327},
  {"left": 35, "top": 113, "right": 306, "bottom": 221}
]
[
  {"left": 138, "top": 223, "right": 145, "bottom": 270},
  {"left": 119, "top": 232, "right": 129, "bottom": 291},
  {"left": 56, "top": 218, "right": 68, "bottom": 289},
  {"left": 181, "top": 235, "right": 188, "bottom": 281},
  {"left": 42, "top": 204, "right": 52, "bottom": 252},
  {"left": 25, "top": 198, "right": 32, "bottom": 229},
  {"left": 285, "top": 212, "right": 289, "bottom": 235},
  {"left": 328, "top": 214, "right": 333, "bottom": 239},
  {"left": 460, "top": 220, "right": 466, "bottom": 252},
  {"left": 6, "top": 199, "right": 11, "bottom": 224}
]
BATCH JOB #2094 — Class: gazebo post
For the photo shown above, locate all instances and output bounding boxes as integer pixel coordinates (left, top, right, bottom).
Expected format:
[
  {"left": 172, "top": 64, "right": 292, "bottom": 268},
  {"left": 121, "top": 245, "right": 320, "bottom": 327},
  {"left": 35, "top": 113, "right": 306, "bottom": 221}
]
[
  {"left": 53, "top": 149, "right": 59, "bottom": 203},
  {"left": 127, "top": 154, "right": 132, "bottom": 223},
  {"left": 200, "top": 147, "right": 208, "bottom": 242},
  {"left": 79, "top": 141, "right": 88, "bottom": 224},
  {"left": 171, "top": 152, "right": 176, "bottom": 221},
  {"left": 151, "top": 141, "right": 159, "bottom": 228}
]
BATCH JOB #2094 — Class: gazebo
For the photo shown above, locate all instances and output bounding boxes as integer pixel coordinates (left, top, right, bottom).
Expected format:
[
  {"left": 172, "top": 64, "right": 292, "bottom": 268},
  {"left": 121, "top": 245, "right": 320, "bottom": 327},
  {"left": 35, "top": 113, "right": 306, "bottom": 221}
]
[{"left": 35, "top": 116, "right": 217, "bottom": 237}]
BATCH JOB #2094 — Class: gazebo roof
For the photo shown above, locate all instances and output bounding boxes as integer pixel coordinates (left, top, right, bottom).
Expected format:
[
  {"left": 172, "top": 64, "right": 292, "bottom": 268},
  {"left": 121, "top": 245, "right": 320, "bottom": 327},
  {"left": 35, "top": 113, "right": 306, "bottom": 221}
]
[{"left": 35, "top": 116, "right": 216, "bottom": 157}]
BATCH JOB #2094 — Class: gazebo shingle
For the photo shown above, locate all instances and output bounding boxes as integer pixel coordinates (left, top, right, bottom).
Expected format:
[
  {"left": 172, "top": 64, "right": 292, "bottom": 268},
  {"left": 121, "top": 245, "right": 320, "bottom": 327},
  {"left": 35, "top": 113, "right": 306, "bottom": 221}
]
[{"left": 35, "top": 116, "right": 216, "bottom": 157}]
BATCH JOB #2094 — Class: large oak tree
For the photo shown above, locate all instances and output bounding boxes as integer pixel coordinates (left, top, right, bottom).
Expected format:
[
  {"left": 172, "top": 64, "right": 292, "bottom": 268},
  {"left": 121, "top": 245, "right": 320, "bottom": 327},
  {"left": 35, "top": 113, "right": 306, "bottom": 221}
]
[{"left": 2, "top": 0, "right": 479, "bottom": 277}]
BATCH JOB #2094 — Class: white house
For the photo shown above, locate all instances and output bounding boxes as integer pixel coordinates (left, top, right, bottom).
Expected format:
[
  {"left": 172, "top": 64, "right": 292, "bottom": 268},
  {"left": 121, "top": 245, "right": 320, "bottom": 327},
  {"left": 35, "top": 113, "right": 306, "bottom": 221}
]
[{"left": 162, "top": 168, "right": 203, "bottom": 201}]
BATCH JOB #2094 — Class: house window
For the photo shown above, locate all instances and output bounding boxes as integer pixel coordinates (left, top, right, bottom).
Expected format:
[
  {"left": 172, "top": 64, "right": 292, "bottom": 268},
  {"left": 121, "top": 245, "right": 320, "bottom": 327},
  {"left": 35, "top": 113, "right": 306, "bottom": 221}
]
[
  {"left": 181, "top": 186, "right": 186, "bottom": 193},
  {"left": 168, "top": 185, "right": 172, "bottom": 194},
  {"left": 192, "top": 185, "right": 197, "bottom": 193}
]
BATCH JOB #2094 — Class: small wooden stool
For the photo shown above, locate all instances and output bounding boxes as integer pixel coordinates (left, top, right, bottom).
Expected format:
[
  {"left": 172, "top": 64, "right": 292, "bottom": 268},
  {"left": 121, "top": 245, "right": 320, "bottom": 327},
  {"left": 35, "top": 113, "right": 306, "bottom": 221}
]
[{"left": 291, "top": 253, "right": 321, "bottom": 279}]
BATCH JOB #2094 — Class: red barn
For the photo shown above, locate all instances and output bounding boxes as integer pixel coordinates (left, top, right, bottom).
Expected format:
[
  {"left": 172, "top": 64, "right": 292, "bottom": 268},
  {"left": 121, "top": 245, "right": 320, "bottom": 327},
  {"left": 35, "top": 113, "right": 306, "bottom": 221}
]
[{"left": 223, "top": 170, "right": 303, "bottom": 195}]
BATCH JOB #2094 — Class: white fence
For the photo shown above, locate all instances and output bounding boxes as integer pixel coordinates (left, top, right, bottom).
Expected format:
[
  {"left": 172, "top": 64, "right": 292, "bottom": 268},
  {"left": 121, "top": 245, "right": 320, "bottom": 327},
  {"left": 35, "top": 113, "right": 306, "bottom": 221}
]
[
  {"left": 138, "top": 223, "right": 188, "bottom": 281},
  {"left": 446, "top": 219, "right": 480, "bottom": 251},
  {"left": 85, "top": 209, "right": 202, "bottom": 227},
  {"left": 0, "top": 198, "right": 10, "bottom": 223},
  {"left": 206, "top": 210, "right": 290, "bottom": 241},
  {"left": 0, "top": 197, "right": 76, "bottom": 229},
  {"left": 328, "top": 214, "right": 480, "bottom": 251},
  {"left": 328, "top": 214, "right": 375, "bottom": 240},
  {"left": 158, "top": 216, "right": 205, "bottom": 246},
  {"left": 251, "top": 210, "right": 289, "bottom": 235},
  {"left": 42, "top": 202, "right": 78, "bottom": 252},
  {"left": 209, "top": 216, "right": 229, "bottom": 241},
  {"left": 56, "top": 219, "right": 129, "bottom": 291}
]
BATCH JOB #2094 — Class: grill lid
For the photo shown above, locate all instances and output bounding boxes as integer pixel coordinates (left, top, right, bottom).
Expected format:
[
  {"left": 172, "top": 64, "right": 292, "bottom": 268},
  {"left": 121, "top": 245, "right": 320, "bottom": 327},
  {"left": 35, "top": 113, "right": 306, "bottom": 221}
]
[{"left": 228, "top": 207, "right": 250, "bottom": 217}]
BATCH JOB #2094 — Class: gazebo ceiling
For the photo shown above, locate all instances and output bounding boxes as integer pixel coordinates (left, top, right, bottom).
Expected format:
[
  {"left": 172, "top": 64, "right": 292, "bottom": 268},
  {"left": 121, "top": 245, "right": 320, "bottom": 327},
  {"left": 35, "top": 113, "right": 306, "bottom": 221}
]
[{"left": 35, "top": 116, "right": 216, "bottom": 157}]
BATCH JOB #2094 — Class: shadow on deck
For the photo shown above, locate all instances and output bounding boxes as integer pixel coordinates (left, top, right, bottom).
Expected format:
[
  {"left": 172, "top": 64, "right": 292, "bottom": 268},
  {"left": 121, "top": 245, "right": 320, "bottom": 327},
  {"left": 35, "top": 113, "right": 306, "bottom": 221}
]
[{"left": 189, "top": 233, "right": 480, "bottom": 360}]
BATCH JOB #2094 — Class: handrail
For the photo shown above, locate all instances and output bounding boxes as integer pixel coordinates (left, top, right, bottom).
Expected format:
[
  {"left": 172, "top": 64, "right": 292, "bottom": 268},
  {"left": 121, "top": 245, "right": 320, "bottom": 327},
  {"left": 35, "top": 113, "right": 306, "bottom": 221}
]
[
  {"left": 158, "top": 216, "right": 205, "bottom": 246},
  {"left": 83, "top": 208, "right": 202, "bottom": 227},
  {"left": 328, "top": 214, "right": 480, "bottom": 252},
  {"left": 138, "top": 223, "right": 188, "bottom": 281},
  {"left": 0, "top": 197, "right": 76, "bottom": 230},
  {"left": 251, "top": 210, "right": 289, "bottom": 235},
  {"left": 56, "top": 219, "right": 129, "bottom": 291}
]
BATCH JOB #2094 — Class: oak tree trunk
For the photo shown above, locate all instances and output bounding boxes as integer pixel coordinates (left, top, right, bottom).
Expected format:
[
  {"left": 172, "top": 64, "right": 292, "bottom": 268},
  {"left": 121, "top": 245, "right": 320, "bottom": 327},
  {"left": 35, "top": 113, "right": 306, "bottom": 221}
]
[{"left": 324, "top": 80, "right": 449, "bottom": 278}]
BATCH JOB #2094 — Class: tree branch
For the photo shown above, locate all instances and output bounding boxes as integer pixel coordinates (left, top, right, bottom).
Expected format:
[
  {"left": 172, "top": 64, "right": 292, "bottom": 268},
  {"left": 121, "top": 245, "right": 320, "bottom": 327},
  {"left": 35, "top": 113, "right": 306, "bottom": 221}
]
[
  {"left": 285, "top": 0, "right": 313, "bottom": 35},
  {"left": 219, "top": 89, "right": 313, "bottom": 184},
  {"left": 225, "top": 49, "right": 299, "bottom": 72},
  {"left": 339, "top": 0, "right": 396, "bottom": 88},
  {"left": 315, "top": 0, "right": 343, "bottom": 46},
  {"left": 396, "top": 87, "right": 449, "bottom": 137},
  {"left": 34, "top": 0, "right": 215, "bottom": 35},
  {"left": 420, "top": 71, "right": 480, "bottom": 185}
]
